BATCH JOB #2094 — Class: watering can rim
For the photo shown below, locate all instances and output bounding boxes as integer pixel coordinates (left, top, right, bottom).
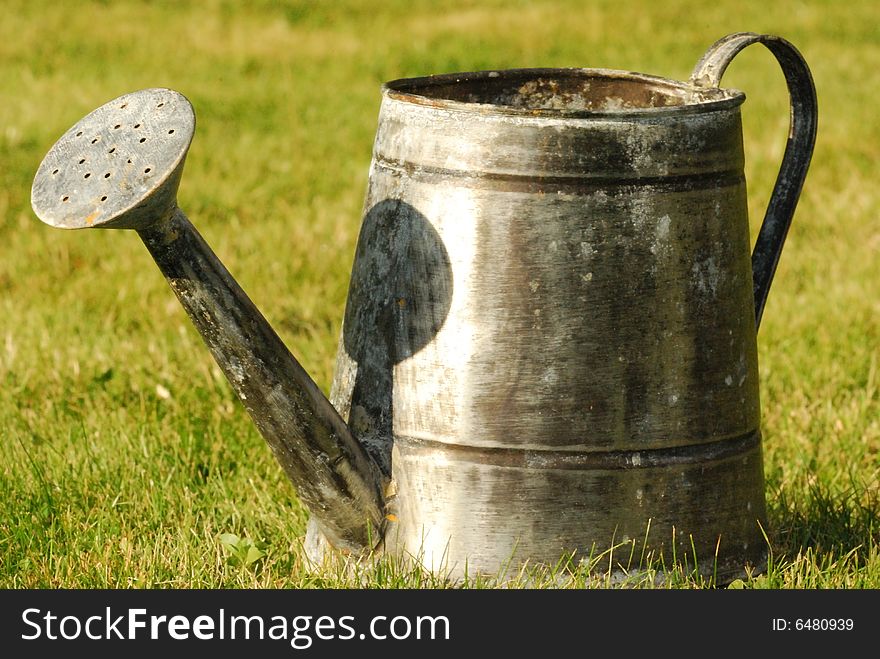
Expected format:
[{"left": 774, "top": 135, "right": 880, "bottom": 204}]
[{"left": 382, "top": 67, "right": 745, "bottom": 120}]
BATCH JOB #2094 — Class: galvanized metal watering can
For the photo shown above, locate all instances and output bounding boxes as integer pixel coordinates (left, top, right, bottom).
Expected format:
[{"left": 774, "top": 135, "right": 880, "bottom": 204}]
[{"left": 31, "top": 32, "right": 816, "bottom": 582}]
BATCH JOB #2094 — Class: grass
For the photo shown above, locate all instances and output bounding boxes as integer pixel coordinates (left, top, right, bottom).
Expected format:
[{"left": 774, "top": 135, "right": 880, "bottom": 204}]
[{"left": 1, "top": 0, "right": 878, "bottom": 589}]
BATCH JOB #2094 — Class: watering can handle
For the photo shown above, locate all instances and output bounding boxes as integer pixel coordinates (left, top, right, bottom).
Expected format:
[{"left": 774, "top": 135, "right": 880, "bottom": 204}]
[{"left": 691, "top": 32, "right": 818, "bottom": 328}]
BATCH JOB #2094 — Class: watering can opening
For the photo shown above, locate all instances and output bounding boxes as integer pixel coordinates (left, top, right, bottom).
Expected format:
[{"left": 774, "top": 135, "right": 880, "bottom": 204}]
[{"left": 384, "top": 68, "right": 743, "bottom": 116}]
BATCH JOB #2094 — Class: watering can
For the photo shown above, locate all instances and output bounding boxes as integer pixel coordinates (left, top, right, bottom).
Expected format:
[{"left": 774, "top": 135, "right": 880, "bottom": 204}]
[{"left": 31, "top": 32, "right": 817, "bottom": 582}]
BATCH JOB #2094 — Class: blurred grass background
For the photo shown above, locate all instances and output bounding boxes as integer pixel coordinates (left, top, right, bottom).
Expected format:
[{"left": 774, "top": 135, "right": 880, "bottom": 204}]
[{"left": 0, "top": 0, "right": 877, "bottom": 587}]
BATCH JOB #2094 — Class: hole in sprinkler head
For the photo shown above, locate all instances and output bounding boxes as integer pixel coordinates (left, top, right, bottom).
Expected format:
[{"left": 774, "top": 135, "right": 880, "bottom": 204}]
[
  {"left": 79, "top": 158, "right": 86, "bottom": 164},
  {"left": 104, "top": 172, "right": 111, "bottom": 178},
  {"left": 75, "top": 131, "right": 83, "bottom": 137},
  {"left": 91, "top": 137, "right": 99, "bottom": 144},
  {"left": 100, "top": 196, "right": 107, "bottom": 202},
  {"left": 139, "top": 137, "right": 146, "bottom": 143},
  {"left": 157, "top": 102, "right": 165, "bottom": 108},
  {"left": 168, "top": 129, "right": 175, "bottom": 134},
  {"left": 52, "top": 169, "right": 59, "bottom": 175},
  {"left": 108, "top": 147, "right": 116, "bottom": 154},
  {"left": 113, "top": 124, "right": 121, "bottom": 130},
  {"left": 127, "top": 158, "right": 132, "bottom": 164},
  {"left": 144, "top": 167, "right": 152, "bottom": 173},
  {"left": 120, "top": 103, "right": 128, "bottom": 109},
  {"left": 62, "top": 196, "right": 69, "bottom": 202},
  {"left": 84, "top": 172, "right": 91, "bottom": 179},
  {"left": 134, "top": 123, "right": 141, "bottom": 129}
]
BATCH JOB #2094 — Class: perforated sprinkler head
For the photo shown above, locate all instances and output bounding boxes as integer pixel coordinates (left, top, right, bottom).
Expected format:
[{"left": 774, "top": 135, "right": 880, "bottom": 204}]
[{"left": 31, "top": 88, "right": 194, "bottom": 231}]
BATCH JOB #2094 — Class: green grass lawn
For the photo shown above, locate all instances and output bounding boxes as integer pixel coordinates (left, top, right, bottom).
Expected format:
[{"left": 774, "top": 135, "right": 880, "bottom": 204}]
[{"left": 1, "top": 0, "right": 877, "bottom": 588}]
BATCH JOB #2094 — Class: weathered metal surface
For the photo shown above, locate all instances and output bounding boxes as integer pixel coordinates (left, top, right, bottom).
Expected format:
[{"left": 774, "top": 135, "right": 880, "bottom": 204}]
[
  {"left": 692, "top": 33, "right": 818, "bottom": 325},
  {"left": 32, "top": 33, "right": 817, "bottom": 585},
  {"left": 31, "top": 88, "right": 194, "bottom": 230},
  {"left": 389, "top": 432, "right": 767, "bottom": 581},
  {"left": 30, "top": 88, "right": 386, "bottom": 553},
  {"left": 311, "top": 36, "right": 816, "bottom": 581},
  {"left": 138, "top": 210, "right": 386, "bottom": 552}
]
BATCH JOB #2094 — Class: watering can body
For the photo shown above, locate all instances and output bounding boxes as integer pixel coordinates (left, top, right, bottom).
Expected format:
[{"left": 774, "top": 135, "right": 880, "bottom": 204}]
[{"left": 308, "top": 35, "right": 817, "bottom": 581}]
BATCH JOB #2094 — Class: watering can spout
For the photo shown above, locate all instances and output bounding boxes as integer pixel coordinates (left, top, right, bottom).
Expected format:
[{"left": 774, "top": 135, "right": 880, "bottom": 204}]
[
  {"left": 137, "top": 210, "right": 387, "bottom": 553},
  {"left": 30, "top": 88, "right": 386, "bottom": 553},
  {"left": 138, "top": 210, "right": 387, "bottom": 552}
]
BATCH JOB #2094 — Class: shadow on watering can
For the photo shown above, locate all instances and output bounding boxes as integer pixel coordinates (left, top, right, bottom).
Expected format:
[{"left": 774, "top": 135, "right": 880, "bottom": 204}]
[{"left": 336, "top": 199, "right": 454, "bottom": 476}]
